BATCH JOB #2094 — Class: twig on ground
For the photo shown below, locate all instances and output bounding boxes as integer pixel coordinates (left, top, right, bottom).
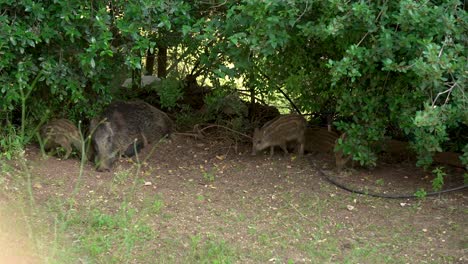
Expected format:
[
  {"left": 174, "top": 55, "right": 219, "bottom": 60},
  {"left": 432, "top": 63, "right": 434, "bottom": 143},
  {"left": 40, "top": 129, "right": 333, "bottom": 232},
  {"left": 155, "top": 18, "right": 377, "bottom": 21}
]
[{"left": 195, "top": 123, "right": 252, "bottom": 140}]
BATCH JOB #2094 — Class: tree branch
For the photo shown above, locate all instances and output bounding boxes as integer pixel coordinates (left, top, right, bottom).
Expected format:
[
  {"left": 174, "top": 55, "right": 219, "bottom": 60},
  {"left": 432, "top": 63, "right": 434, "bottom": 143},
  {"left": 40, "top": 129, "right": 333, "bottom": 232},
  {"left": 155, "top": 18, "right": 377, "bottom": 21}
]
[
  {"left": 431, "top": 81, "right": 459, "bottom": 108},
  {"left": 256, "top": 68, "right": 302, "bottom": 115}
]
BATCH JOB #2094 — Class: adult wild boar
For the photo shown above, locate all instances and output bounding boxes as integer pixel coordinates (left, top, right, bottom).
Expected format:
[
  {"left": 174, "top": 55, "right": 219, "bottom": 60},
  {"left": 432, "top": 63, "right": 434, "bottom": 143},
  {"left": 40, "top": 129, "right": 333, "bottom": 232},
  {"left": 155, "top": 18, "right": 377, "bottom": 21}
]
[{"left": 91, "top": 101, "right": 173, "bottom": 171}]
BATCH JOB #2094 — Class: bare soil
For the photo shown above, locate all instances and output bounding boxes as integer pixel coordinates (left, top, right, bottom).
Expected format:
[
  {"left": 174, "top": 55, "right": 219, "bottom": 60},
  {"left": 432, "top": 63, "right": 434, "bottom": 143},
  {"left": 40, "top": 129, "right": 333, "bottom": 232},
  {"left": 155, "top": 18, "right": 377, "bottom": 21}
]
[{"left": 1, "top": 134, "right": 467, "bottom": 263}]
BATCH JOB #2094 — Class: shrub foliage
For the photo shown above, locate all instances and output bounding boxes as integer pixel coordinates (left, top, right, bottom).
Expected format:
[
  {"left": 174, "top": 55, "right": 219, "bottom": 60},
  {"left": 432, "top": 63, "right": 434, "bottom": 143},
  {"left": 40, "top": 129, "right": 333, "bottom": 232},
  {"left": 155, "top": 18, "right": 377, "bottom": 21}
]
[{"left": 0, "top": 0, "right": 466, "bottom": 167}]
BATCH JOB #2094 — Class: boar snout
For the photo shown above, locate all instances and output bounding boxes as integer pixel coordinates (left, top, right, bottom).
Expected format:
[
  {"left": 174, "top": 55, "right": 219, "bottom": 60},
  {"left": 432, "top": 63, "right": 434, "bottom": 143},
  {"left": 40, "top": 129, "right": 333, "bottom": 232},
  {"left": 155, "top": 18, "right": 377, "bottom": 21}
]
[
  {"left": 95, "top": 155, "right": 114, "bottom": 172},
  {"left": 96, "top": 166, "right": 110, "bottom": 172},
  {"left": 96, "top": 162, "right": 111, "bottom": 172}
]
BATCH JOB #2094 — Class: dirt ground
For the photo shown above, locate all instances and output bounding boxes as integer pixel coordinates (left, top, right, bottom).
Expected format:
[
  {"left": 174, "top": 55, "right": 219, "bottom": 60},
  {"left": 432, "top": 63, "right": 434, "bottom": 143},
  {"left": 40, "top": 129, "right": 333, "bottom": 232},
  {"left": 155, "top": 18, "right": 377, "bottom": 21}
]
[{"left": 1, "top": 134, "right": 467, "bottom": 263}]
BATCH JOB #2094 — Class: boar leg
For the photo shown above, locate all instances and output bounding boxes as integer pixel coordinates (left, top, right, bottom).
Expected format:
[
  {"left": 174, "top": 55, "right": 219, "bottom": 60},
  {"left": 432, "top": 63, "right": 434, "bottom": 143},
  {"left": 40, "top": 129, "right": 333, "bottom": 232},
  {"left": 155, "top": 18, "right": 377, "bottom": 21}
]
[
  {"left": 141, "top": 133, "right": 148, "bottom": 147},
  {"left": 251, "top": 147, "right": 257, "bottom": 156},
  {"left": 123, "top": 132, "right": 148, "bottom": 157},
  {"left": 63, "top": 146, "right": 72, "bottom": 159},
  {"left": 71, "top": 139, "right": 84, "bottom": 159},
  {"left": 279, "top": 143, "right": 289, "bottom": 155},
  {"left": 56, "top": 135, "right": 72, "bottom": 159},
  {"left": 298, "top": 136, "right": 305, "bottom": 156},
  {"left": 298, "top": 142, "right": 304, "bottom": 156},
  {"left": 123, "top": 140, "right": 144, "bottom": 157},
  {"left": 335, "top": 149, "right": 351, "bottom": 170}
]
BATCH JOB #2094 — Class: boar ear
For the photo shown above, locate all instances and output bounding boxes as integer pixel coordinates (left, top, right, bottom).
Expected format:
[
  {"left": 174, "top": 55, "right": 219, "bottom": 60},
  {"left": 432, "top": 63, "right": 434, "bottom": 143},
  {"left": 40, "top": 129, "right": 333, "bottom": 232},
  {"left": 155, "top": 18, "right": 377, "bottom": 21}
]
[
  {"left": 102, "top": 122, "right": 114, "bottom": 137},
  {"left": 103, "top": 121, "right": 112, "bottom": 130},
  {"left": 90, "top": 118, "right": 98, "bottom": 130},
  {"left": 90, "top": 117, "right": 108, "bottom": 129}
]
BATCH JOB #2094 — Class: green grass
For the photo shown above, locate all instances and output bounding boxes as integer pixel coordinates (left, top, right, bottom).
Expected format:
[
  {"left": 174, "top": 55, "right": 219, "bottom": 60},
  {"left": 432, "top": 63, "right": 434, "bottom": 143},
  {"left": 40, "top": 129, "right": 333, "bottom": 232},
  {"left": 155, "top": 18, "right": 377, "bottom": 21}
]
[
  {"left": 202, "top": 170, "right": 216, "bottom": 182},
  {"left": 148, "top": 194, "right": 165, "bottom": 214},
  {"left": 0, "top": 137, "right": 155, "bottom": 263},
  {"left": 0, "top": 141, "right": 466, "bottom": 263},
  {"left": 188, "top": 235, "right": 237, "bottom": 263}
]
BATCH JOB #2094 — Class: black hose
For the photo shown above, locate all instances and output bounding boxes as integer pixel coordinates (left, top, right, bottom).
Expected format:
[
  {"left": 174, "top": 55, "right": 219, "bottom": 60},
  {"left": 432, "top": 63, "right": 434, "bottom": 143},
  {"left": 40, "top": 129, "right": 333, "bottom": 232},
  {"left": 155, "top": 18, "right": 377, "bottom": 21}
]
[{"left": 311, "top": 160, "right": 468, "bottom": 199}]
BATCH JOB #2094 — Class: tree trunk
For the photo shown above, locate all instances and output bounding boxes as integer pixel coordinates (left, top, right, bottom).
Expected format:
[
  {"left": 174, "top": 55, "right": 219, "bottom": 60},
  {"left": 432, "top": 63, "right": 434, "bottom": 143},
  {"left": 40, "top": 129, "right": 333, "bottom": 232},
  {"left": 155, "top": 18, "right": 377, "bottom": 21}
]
[
  {"left": 157, "top": 45, "right": 167, "bottom": 78},
  {"left": 249, "top": 83, "right": 256, "bottom": 120},
  {"left": 145, "top": 49, "right": 155, "bottom": 75},
  {"left": 132, "top": 69, "right": 141, "bottom": 89}
]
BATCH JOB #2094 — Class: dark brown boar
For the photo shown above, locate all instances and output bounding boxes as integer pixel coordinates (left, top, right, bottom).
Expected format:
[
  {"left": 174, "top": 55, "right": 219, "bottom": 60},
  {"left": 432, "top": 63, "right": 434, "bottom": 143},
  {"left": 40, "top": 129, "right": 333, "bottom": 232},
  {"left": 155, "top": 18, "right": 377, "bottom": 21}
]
[
  {"left": 380, "top": 139, "right": 414, "bottom": 162},
  {"left": 252, "top": 114, "right": 306, "bottom": 156},
  {"left": 248, "top": 102, "right": 280, "bottom": 129},
  {"left": 434, "top": 151, "right": 465, "bottom": 169},
  {"left": 40, "top": 119, "right": 82, "bottom": 159},
  {"left": 91, "top": 101, "right": 174, "bottom": 172}
]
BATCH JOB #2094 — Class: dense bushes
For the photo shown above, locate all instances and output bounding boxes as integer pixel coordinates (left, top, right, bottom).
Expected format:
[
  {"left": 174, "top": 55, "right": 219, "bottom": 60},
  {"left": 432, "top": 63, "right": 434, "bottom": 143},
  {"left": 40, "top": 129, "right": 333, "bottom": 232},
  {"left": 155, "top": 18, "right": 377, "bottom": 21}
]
[{"left": 0, "top": 0, "right": 466, "bottom": 168}]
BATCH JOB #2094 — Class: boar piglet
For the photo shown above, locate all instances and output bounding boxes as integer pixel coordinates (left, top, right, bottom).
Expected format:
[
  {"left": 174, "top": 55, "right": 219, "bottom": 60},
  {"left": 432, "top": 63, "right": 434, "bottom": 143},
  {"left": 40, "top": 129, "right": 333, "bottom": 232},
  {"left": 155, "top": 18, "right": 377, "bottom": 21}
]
[
  {"left": 334, "top": 133, "right": 352, "bottom": 170},
  {"left": 40, "top": 118, "right": 82, "bottom": 159},
  {"left": 91, "top": 101, "right": 174, "bottom": 172},
  {"left": 252, "top": 114, "right": 306, "bottom": 156},
  {"left": 304, "top": 126, "right": 339, "bottom": 154}
]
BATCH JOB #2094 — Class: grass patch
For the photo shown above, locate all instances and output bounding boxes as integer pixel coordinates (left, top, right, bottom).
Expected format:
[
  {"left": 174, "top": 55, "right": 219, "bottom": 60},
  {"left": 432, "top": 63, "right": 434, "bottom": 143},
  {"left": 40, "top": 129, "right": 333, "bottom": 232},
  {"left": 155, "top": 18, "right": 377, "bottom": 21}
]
[
  {"left": 0, "top": 142, "right": 465, "bottom": 263},
  {"left": 188, "top": 235, "right": 237, "bottom": 263}
]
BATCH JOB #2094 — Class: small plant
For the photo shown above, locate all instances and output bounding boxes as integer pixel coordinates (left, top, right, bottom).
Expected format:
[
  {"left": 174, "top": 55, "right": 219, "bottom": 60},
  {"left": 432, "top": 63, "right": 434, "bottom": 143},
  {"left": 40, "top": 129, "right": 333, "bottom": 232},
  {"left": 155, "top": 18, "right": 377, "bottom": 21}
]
[
  {"left": 174, "top": 105, "right": 208, "bottom": 130},
  {"left": 189, "top": 235, "right": 236, "bottom": 263},
  {"left": 151, "top": 195, "right": 164, "bottom": 214},
  {"left": 432, "top": 167, "right": 446, "bottom": 192},
  {"left": 414, "top": 188, "right": 427, "bottom": 199},
  {"left": 90, "top": 209, "right": 122, "bottom": 230},
  {"left": 0, "top": 125, "right": 24, "bottom": 160},
  {"left": 190, "top": 235, "right": 202, "bottom": 253},
  {"left": 375, "top": 179, "right": 384, "bottom": 186},
  {"left": 153, "top": 77, "right": 184, "bottom": 109},
  {"left": 202, "top": 171, "right": 216, "bottom": 182},
  {"left": 113, "top": 169, "right": 132, "bottom": 185}
]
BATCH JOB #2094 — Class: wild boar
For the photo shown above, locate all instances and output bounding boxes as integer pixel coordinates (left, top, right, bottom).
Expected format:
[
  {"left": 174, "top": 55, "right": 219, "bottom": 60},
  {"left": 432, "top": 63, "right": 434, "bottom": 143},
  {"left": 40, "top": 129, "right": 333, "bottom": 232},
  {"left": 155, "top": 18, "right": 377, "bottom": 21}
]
[
  {"left": 40, "top": 118, "right": 82, "bottom": 159},
  {"left": 434, "top": 151, "right": 465, "bottom": 169},
  {"left": 379, "top": 139, "right": 414, "bottom": 162},
  {"left": 252, "top": 114, "right": 306, "bottom": 156},
  {"left": 91, "top": 101, "right": 173, "bottom": 172},
  {"left": 303, "top": 127, "right": 352, "bottom": 170},
  {"left": 334, "top": 133, "right": 352, "bottom": 170},
  {"left": 304, "top": 126, "right": 340, "bottom": 154},
  {"left": 248, "top": 102, "right": 281, "bottom": 129}
]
